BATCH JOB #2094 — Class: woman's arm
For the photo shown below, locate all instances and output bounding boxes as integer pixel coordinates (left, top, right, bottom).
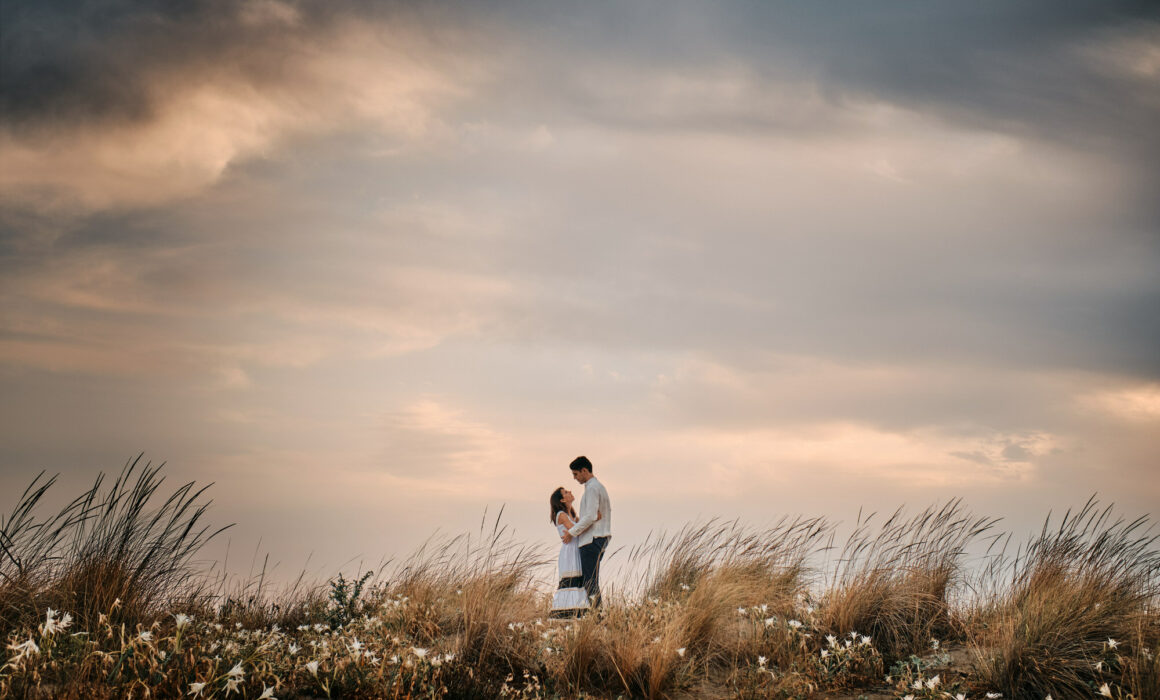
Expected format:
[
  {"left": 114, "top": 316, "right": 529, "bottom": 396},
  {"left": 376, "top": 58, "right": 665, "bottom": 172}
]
[{"left": 556, "top": 511, "right": 576, "bottom": 530}]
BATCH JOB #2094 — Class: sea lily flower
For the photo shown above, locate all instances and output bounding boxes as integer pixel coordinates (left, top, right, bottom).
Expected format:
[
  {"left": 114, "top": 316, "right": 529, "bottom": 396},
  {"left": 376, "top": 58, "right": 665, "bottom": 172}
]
[
  {"left": 758, "top": 656, "right": 767, "bottom": 667},
  {"left": 258, "top": 687, "right": 276, "bottom": 700},
  {"left": 926, "top": 674, "right": 940, "bottom": 689},
  {"left": 412, "top": 647, "right": 428, "bottom": 658},
  {"left": 1100, "top": 684, "right": 1113, "bottom": 697},
  {"left": 305, "top": 660, "right": 319, "bottom": 676},
  {"left": 986, "top": 693, "right": 1003, "bottom": 699},
  {"left": 676, "top": 647, "right": 686, "bottom": 658},
  {"left": 7, "top": 639, "right": 39, "bottom": 660},
  {"left": 40, "top": 609, "right": 72, "bottom": 636},
  {"left": 188, "top": 682, "right": 206, "bottom": 697},
  {"left": 1107, "top": 638, "right": 1119, "bottom": 649},
  {"left": 788, "top": 619, "right": 802, "bottom": 629}
]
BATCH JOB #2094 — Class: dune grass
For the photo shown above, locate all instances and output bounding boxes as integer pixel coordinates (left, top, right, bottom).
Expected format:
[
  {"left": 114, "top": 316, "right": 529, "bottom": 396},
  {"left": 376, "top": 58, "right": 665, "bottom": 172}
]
[{"left": 2, "top": 461, "right": 1157, "bottom": 699}]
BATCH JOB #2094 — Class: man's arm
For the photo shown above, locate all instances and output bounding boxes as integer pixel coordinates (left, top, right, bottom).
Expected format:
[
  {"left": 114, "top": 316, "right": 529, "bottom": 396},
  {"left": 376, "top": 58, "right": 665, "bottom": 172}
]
[{"left": 569, "top": 490, "right": 599, "bottom": 537}]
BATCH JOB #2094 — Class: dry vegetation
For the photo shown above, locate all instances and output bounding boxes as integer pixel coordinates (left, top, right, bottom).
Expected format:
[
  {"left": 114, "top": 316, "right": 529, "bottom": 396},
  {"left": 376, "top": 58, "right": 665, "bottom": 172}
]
[{"left": 2, "top": 458, "right": 1157, "bottom": 699}]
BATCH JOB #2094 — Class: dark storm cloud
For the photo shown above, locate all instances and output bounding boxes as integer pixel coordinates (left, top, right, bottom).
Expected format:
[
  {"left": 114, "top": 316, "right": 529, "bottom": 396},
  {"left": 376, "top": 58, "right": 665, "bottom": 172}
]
[{"left": 0, "top": 0, "right": 339, "bottom": 130}]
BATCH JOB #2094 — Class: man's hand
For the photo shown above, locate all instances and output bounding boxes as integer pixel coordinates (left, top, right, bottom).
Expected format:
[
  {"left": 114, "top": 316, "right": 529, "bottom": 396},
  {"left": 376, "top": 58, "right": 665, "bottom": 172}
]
[{"left": 562, "top": 531, "right": 573, "bottom": 544}]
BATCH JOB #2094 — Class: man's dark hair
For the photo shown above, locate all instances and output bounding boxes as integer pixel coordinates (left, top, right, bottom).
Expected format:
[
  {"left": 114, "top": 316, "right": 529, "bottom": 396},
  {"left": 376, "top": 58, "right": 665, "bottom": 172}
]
[{"left": 569, "top": 455, "right": 593, "bottom": 473}]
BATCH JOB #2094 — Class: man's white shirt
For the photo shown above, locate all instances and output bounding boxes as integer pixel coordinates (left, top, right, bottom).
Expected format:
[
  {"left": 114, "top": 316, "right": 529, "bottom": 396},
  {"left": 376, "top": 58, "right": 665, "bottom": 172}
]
[{"left": 568, "top": 476, "right": 611, "bottom": 547}]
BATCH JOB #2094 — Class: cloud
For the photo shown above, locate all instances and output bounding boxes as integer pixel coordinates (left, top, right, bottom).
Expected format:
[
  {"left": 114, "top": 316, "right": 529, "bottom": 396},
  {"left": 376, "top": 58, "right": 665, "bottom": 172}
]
[
  {"left": 1, "top": 0, "right": 1158, "bottom": 577},
  {"left": 0, "top": 1, "right": 481, "bottom": 212}
]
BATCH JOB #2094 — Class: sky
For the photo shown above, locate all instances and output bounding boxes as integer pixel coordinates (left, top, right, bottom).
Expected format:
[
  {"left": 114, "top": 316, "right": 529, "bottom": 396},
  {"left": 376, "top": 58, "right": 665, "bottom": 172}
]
[{"left": 2, "top": 0, "right": 1158, "bottom": 583}]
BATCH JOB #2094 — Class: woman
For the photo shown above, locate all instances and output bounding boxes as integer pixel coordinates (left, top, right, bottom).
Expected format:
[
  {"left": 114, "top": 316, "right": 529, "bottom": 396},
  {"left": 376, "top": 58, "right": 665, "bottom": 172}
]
[{"left": 548, "top": 486, "right": 599, "bottom": 618}]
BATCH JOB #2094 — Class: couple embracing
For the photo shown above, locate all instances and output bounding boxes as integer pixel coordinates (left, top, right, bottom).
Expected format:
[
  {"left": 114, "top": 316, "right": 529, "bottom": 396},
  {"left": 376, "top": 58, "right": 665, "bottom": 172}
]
[{"left": 549, "top": 456, "right": 611, "bottom": 617}]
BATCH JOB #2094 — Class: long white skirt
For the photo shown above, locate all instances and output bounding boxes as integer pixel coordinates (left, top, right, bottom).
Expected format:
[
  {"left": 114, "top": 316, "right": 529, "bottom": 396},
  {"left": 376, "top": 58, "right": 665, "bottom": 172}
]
[{"left": 551, "top": 524, "right": 589, "bottom": 617}]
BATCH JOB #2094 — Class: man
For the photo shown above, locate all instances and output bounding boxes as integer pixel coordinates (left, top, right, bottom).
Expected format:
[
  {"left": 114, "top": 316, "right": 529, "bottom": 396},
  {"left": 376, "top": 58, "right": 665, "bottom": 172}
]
[{"left": 562, "top": 455, "right": 611, "bottom": 609}]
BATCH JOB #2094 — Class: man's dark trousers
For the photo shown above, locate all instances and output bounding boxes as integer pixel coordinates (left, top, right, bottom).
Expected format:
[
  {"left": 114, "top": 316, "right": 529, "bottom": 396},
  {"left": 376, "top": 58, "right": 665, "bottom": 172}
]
[{"left": 579, "top": 536, "right": 610, "bottom": 609}]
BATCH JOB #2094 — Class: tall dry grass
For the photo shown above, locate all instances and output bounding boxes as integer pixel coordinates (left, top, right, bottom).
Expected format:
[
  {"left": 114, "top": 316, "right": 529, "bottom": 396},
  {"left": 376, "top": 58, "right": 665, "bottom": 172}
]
[
  {"left": 1, "top": 455, "right": 229, "bottom": 635},
  {"left": 3, "top": 461, "right": 1158, "bottom": 699},
  {"left": 970, "top": 497, "right": 1160, "bottom": 699},
  {"left": 817, "top": 500, "right": 997, "bottom": 663}
]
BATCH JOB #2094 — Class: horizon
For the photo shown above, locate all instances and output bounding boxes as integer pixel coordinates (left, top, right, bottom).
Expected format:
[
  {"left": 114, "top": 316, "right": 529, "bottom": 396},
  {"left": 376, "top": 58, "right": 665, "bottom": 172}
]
[{"left": 2, "top": 1, "right": 1158, "bottom": 584}]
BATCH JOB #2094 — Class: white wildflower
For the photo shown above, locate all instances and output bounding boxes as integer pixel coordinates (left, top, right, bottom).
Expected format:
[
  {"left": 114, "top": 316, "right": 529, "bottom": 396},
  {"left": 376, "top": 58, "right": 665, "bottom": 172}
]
[
  {"left": 174, "top": 613, "right": 192, "bottom": 630},
  {"left": 827, "top": 634, "right": 838, "bottom": 647},
  {"left": 7, "top": 639, "right": 39, "bottom": 660},
  {"left": 757, "top": 655, "right": 767, "bottom": 667},
  {"left": 986, "top": 693, "right": 1003, "bottom": 699},
  {"left": 288, "top": 643, "right": 300, "bottom": 655},
  {"left": 305, "top": 660, "right": 319, "bottom": 676},
  {"left": 412, "top": 647, "right": 428, "bottom": 658},
  {"left": 788, "top": 619, "right": 802, "bottom": 629},
  {"left": 860, "top": 635, "right": 871, "bottom": 646},
  {"left": 40, "top": 608, "right": 71, "bottom": 636},
  {"left": 188, "top": 682, "right": 206, "bottom": 697},
  {"left": 676, "top": 647, "right": 686, "bottom": 658},
  {"left": 821, "top": 649, "right": 830, "bottom": 658},
  {"left": 926, "top": 674, "right": 940, "bottom": 689},
  {"left": 738, "top": 607, "right": 747, "bottom": 615},
  {"left": 138, "top": 630, "right": 153, "bottom": 643},
  {"left": 904, "top": 695, "right": 915, "bottom": 700},
  {"left": 764, "top": 617, "right": 776, "bottom": 627},
  {"left": 1100, "top": 684, "right": 1113, "bottom": 697},
  {"left": 1107, "top": 638, "right": 1119, "bottom": 649},
  {"left": 258, "top": 687, "right": 276, "bottom": 700}
]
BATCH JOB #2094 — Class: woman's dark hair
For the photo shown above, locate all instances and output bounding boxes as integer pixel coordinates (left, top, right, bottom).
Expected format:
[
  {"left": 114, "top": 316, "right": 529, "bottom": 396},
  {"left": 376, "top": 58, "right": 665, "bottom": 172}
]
[{"left": 550, "top": 486, "right": 577, "bottom": 525}]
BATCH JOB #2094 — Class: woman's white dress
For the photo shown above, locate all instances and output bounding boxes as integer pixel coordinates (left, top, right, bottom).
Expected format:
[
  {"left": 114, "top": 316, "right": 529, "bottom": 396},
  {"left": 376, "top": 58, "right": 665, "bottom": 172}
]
[{"left": 550, "top": 515, "right": 589, "bottom": 617}]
